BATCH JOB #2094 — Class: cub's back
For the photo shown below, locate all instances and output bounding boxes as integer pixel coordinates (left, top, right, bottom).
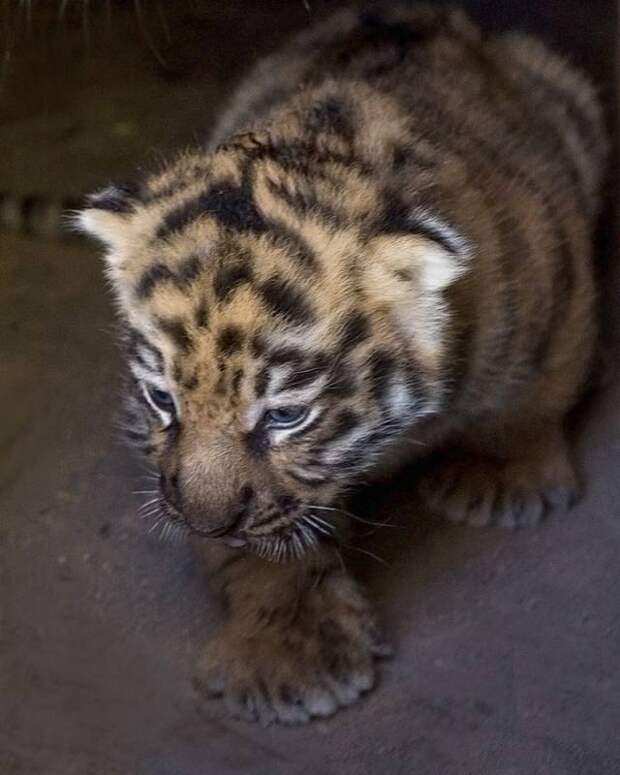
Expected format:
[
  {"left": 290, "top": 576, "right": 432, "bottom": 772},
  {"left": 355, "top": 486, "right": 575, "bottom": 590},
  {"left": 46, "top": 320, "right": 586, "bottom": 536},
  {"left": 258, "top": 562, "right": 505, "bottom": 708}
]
[{"left": 212, "top": 5, "right": 606, "bottom": 417}]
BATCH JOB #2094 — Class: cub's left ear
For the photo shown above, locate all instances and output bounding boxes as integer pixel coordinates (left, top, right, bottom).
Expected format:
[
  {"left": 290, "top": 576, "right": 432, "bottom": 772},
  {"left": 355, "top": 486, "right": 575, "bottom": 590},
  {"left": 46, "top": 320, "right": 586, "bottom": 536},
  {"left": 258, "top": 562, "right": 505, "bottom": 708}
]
[
  {"left": 363, "top": 228, "right": 470, "bottom": 344},
  {"left": 76, "top": 184, "right": 140, "bottom": 254},
  {"left": 366, "top": 229, "right": 468, "bottom": 294}
]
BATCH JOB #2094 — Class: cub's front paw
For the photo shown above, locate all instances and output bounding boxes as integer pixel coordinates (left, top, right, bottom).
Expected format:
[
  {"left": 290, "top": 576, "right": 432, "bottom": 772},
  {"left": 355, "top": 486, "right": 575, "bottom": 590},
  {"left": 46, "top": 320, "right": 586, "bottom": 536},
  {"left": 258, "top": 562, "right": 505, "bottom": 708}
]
[{"left": 194, "top": 572, "right": 390, "bottom": 725}]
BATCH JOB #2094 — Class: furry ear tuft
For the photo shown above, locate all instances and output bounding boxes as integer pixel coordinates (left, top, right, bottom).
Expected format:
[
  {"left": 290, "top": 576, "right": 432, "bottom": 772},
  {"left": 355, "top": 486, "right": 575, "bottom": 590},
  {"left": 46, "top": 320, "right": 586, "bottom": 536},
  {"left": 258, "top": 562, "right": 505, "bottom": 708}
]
[
  {"left": 76, "top": 183, "right": 140, "bottom": 255},
  {"left": 364, "top": 227, "right": 470, "bottom": 370},
  {"left": 366, "top": 231, "right": 468, "bottom": 304},
  {"left": 85, "top": 183, "right": 140, "bottom": 214}
]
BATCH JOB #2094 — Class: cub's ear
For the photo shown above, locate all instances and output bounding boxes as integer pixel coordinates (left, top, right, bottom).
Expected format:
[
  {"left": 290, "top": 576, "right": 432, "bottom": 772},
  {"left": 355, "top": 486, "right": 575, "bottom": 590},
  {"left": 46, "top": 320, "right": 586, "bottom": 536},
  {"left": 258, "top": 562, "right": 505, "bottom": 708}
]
[
  {"left": 366, "top": 230, "right": 468, "bottom": 299},
  {"left": 76, "top": 184, "right": 140, "bottom": 258},
  {"left": 363, "top": 228, "right": 470, "bottom": 366}
]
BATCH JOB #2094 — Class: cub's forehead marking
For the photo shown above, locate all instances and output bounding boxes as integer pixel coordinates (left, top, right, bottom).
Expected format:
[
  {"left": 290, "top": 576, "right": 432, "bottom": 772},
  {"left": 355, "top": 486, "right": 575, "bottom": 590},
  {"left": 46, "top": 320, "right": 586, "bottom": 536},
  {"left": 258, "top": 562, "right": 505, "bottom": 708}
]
[
  {"left": 155, "top": 317, "right": 193, "bottom": 353},
  {"left": 266, "top": 222, "right": 319, "bottom": 274},
  {"left": 155, "top": 175, "right": 268, "bottom": 241},
  {"left": 213, "top": 259, "right": 254, "bottom": 303},
  {"left": 134, "top": 254, "right": 205, "bottom": 301},
  {"left": 216, "top": 325, "right": 245, "bottom": 355},
  {"left": 258, "top": 277, "right": 315, "bottom": 325}
]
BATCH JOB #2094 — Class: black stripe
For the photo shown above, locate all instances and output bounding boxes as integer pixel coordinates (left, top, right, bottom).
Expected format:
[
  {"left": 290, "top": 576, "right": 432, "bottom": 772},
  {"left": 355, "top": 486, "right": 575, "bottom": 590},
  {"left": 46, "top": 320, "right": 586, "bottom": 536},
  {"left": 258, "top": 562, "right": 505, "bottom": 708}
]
[
  {"left": 135, "top": 254, "right": 204, "bottom": 300},
  {"left": 135, "top": 263, "right": 176, "bottom": 299},
  {"left": 265, "top": 177, "right": 345, "bottom": 227},
  {"left": 376, "top": 192, "right": 459, "bottom": 254},
  {"left": 251, "top": 335, "right": 266, "bottom": 358},
  {"left": 195, "top": 299, "right": 210, "bottom": 328},
  {"left": 269, "top": 222, "right": 318, "bottom": 273},
  {"left": 311, "top": 9, "right": 440, "bottom": 80},
  {"left": 124, "top": 428, "right": 151, "bottom": 443},
  {"left": 231, "top": 368, "right": 244, "bottom": 396},
  {"left": 476, "top": 207, "right": 521, "bottom": 386},
  {"left": 463, "top": 137, "right": 574, "bottom": 385},
  {"left": 320, "top": 409, "right": 359, "bottom": 446},
  {"left": 366, "top": 350, "right": 397, "bottom": 402},
  {"left": 455, "top": 40, "right": 593, "bottom": 216},
  {"left": 266, "top": 346, "right": 305, "bottom": 366},
  {"left": 236, "top": 137, "right": 372, "bottom": 178},
  {"left": 213, "top": 260, "right": 253, "bottom": 302},
  {"left": 254, "top": 366, "right": 270, "bottom": 398},
  {"left": 156, "top": 317, "right": 193, "bottom": 352},
  {"left": 258, "top": 278, "right": 314, "bottom": 325},
  {"left": 157, "top": 174, "right": 267, "bottom": 239},
  {"left": 322, "top": 361, "right": 357, "bottom": 398},
  {"left": 274, "top": 353, "right": 329, "bottom": 394},
  {"left": 337, "top": 311, "right": 371, "bottom": 356},
  {"left": 440, "top": 313, "right": 476, "bottom": 408},
  {"left": 508, "top": 57, "right": 603, "bottom": 173},
  {"left": 409, "top": 92, "right": 577, "bottom": 401},
  {"left": 531, "top": 218, "right": 576, "bottom": 368},
  {"left": 183, "top": 373, "right": 199, "bottom": 390},
  {"left": 217, "top": 325, "right": 244, "bottom": 355},
  {"left": 176, "top": 255, "right": 204, "bottom": 289},
  {"left": 407, "top": 210, "right": 459, "bottom": 254},
  {"left": 307, "top": 96, "right": 355, "bottom": 140},
  {"left": 390, "top": 142, "right": 436, "bottom": 172},
  {"left": 359, "top": 10, "right": 441, "bottom": 47},
  {"left": 125, "top": 329, "right": 164, "bottom": 371}
]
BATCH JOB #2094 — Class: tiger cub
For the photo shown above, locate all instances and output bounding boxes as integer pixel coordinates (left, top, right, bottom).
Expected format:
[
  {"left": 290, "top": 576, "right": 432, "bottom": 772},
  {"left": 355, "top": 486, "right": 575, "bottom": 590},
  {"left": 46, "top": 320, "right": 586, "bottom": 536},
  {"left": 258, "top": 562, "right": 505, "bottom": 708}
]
[{"left": 78, "top": 5, "right": 607, "bottom": 724}]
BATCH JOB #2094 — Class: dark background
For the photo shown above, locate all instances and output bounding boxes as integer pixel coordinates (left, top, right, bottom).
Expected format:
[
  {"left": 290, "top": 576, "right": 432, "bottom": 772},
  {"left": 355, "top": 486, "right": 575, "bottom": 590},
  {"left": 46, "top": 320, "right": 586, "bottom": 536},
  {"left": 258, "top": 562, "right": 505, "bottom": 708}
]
[{"left": 1, "top": 2, "right": 618, "bottom": 773}]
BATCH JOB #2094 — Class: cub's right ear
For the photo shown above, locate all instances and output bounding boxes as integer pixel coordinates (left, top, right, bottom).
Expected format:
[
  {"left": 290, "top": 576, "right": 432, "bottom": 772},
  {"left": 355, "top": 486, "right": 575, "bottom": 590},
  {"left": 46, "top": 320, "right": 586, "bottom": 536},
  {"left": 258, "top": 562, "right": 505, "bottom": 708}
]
[{"left": 75, "top": 184, "right": 139, "bottom": 257}]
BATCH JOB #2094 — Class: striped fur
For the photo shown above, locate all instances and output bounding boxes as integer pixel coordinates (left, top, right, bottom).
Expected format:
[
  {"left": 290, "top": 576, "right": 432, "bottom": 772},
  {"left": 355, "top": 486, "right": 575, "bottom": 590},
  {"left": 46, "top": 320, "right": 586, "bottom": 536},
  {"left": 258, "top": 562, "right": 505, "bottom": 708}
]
[
  {"left": 0, "top": 192, "right": 82, "bottom": 239},
  {"left": 79, "top": 5, "right": 606, "bottom": 557}
]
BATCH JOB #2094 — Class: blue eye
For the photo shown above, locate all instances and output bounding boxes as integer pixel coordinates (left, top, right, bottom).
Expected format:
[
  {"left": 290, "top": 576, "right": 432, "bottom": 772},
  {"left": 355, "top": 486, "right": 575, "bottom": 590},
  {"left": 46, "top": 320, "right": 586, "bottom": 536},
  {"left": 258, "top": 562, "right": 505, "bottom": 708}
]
[
  {"left": 145, "top": 385, "right": 175, "bottom": 413},
  {"left": 263, "top": 406, "right": 309, "bottom": 428}
]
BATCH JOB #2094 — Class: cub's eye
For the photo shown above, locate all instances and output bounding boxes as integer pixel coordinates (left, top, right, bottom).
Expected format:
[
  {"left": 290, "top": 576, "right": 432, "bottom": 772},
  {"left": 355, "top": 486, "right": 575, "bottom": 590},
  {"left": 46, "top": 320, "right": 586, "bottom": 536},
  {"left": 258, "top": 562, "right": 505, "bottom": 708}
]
[
  {"left": 144, "top": 384, "right": 176, "bottom": 414},
  {"left": 263, "top": 405, "right": 309, "bottom": 428}
]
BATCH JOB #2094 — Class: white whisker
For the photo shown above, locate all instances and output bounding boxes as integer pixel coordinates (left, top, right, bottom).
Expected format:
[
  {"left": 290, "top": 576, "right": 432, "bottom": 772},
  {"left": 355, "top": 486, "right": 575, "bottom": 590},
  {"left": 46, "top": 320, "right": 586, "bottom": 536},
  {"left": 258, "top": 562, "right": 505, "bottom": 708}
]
[
  {"left": 308, "top": 503, "right": 400, "bottom": 529},
  {"left": 304, "top": 514, "right": 333, "bottom": 536},
  {"left": 342, "top": 542, "right": 390, "bottom": 566},
  {"left": 138, "top": 498, "right": 161, "bottom": 516}
]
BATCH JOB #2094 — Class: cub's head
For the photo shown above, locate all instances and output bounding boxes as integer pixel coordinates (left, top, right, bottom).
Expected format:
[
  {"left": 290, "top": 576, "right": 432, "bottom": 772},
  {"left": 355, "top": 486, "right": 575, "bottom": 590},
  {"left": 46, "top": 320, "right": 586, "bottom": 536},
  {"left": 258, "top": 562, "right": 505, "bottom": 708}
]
[{"left": 80, "top": 142, "right": 467, "bottom": 560}]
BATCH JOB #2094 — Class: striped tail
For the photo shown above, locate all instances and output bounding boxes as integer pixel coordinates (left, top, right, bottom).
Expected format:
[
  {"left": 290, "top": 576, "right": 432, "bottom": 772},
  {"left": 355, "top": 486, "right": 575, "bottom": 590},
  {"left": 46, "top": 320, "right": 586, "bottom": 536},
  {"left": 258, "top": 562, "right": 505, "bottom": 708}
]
[{"left": 0, "top": 192, "right": 84, "bottom": 240}]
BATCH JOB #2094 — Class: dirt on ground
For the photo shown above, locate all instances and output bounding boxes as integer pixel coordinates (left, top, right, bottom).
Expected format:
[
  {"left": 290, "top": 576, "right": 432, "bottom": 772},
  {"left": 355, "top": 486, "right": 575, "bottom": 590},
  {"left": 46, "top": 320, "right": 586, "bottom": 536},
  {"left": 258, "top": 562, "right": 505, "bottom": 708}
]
[{"left": 1, "top": 2, "right": 618, "bottom": 773}]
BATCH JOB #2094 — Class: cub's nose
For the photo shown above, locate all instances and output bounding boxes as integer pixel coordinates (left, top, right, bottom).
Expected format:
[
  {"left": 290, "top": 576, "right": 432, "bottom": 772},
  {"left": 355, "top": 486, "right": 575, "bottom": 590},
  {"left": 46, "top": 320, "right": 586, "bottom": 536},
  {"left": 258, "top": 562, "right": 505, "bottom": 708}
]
[{"left": 162, "top": 476, "right": 255, "bottom": 540}]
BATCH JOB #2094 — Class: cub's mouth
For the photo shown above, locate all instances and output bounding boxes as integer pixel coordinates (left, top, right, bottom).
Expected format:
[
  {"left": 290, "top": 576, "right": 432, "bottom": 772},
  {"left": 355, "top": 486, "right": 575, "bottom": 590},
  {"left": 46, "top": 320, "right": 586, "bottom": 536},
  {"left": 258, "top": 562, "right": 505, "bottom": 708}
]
[{"left": 142, "top": 488, "right": 337, "bottom": 562}]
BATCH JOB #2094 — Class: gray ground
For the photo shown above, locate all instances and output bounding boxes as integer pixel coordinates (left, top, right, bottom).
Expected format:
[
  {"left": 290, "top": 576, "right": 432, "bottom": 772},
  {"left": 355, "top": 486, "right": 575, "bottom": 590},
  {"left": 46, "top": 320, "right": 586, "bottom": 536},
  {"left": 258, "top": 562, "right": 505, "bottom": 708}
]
[{"left": 1, "top": 2, "right": 618, "bottom": 773}]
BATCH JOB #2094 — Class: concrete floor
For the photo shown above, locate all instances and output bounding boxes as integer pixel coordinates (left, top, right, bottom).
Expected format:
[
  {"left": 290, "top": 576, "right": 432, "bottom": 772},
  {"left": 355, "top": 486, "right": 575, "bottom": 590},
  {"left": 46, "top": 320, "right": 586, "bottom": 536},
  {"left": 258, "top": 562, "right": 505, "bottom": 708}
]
[{"left": 1, "top": 2, "right": 618, "bottom": 773}]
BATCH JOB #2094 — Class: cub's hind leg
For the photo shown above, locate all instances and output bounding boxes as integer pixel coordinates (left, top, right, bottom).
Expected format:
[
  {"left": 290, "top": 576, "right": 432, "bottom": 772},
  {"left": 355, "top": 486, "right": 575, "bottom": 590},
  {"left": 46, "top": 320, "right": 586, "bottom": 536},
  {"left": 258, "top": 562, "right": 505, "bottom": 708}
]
[{"left": 419, "top": 418, "right": 579, "bottom": 528}]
